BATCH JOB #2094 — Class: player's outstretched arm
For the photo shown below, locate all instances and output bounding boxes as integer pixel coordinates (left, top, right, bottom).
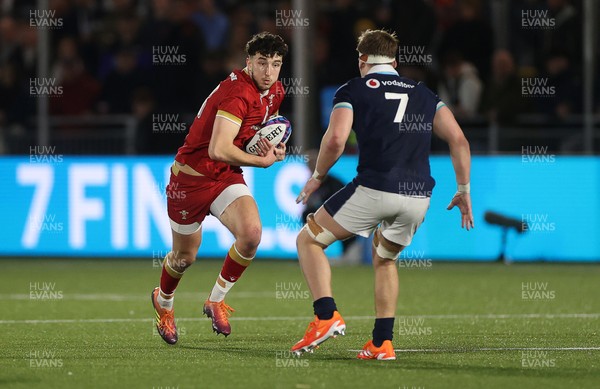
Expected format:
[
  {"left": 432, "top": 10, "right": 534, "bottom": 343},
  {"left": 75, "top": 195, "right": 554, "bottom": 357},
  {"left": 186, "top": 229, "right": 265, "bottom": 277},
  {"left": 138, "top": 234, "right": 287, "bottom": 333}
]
[
  {"left": 209, "top": 116, "right": 280, "bottom": 168},
  {"left": 296, "top": 107, "right": 353, "bottom": 204},
  {"left": 433, "top": 106, "right": 474, "bottom": 230}
]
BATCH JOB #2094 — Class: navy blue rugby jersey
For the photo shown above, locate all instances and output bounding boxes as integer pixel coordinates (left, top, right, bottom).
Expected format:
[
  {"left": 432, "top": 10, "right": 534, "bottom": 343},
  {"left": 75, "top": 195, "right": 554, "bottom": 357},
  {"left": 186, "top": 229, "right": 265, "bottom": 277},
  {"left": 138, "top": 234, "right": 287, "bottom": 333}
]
[{"left": 332, "top": 65, "right": 445, "bottom": 197}]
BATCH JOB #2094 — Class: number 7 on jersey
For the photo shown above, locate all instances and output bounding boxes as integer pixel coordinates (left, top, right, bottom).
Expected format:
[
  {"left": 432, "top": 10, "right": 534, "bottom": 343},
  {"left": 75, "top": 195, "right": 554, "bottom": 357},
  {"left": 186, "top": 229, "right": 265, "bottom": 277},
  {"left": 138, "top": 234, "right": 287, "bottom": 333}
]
[{"left": 385, "top": 92, "right": 409, "bottom": 123}]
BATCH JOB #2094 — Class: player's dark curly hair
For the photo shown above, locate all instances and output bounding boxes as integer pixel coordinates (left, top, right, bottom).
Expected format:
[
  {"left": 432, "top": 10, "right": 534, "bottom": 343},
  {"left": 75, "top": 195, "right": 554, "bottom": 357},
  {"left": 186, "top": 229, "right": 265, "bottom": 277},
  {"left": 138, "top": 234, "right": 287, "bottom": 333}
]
[{"left": 245, "top": 31, "right": 288, "bottom": 58}]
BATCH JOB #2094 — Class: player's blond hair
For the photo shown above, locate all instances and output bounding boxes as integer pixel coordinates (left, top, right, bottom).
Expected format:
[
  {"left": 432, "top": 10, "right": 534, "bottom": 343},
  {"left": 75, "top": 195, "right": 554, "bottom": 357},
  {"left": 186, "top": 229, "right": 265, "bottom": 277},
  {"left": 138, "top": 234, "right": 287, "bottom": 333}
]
[{"left": 356, "top": 29, "right": 398, "bottom": 61}]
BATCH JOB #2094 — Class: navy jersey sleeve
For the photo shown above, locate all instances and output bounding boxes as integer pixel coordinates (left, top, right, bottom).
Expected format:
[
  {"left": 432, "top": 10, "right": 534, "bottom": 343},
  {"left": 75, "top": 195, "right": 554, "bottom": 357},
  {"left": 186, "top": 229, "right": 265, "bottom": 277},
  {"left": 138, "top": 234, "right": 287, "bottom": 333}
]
[
  {"left": 332, "top": 81, "right": 355, "bottom": 111},
  {"left": 417, "top": 82, "right": 446, "bottom": 112}
]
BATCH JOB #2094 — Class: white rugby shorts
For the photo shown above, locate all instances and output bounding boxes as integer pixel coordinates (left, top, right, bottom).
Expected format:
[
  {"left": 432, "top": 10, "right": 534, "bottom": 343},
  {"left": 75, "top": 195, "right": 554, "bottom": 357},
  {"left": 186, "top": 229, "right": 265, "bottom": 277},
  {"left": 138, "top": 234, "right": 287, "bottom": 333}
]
[{"left": 323, "top": 181, "right": 430, "bottom": 246}]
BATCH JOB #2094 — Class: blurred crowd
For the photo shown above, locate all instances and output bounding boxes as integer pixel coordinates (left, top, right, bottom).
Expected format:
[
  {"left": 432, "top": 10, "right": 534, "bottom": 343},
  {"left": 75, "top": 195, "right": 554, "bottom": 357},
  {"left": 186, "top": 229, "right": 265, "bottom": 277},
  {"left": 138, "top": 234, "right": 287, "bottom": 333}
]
[{"left": 0, "top": 0, "right": 597, "bottom": 154}]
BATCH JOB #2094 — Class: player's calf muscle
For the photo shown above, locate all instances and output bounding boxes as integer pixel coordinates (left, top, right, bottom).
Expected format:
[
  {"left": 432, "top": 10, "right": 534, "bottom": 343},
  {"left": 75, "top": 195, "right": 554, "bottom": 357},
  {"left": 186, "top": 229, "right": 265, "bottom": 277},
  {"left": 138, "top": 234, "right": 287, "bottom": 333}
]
[{"left": 170, "top": 234, "right": 201, "bottom": 271}]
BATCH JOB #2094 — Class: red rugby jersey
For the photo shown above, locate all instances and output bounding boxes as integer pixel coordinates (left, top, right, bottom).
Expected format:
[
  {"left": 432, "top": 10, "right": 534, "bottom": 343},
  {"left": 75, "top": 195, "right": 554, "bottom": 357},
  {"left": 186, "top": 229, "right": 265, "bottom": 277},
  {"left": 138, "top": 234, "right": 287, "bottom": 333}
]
[{"left": 175, "top": 69, "right": 284, "bottom": 179}]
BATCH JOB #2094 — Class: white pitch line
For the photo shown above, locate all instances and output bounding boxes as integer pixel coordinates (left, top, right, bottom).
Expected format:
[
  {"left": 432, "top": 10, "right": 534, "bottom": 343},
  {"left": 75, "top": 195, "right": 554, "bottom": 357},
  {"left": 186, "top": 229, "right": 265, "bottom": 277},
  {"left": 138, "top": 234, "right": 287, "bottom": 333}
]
[
  {"left": 0, "top": 313, "right": 599, "bottom": 325},
  {"left": 3, "top": 291, "right": 274, "bottom": 301},
  {"left": 348, "top": 347, "right": 600, "bottom": 353},
  {"left": 403, "top": 313, "right": 600, "bottom": 319},
  {"left": 7, "top": 292, "right": 600, "bottom": 321},
  {"left": 0, "top": 317, "right": 289, "bottom": 325}
]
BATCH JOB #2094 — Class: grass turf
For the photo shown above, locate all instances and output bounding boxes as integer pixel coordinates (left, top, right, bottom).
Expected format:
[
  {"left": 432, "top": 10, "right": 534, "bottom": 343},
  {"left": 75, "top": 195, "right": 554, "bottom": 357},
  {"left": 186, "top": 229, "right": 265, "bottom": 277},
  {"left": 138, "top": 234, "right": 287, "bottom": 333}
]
[{"left": 0, "top": 259, "right": 599, "bottom": 389}]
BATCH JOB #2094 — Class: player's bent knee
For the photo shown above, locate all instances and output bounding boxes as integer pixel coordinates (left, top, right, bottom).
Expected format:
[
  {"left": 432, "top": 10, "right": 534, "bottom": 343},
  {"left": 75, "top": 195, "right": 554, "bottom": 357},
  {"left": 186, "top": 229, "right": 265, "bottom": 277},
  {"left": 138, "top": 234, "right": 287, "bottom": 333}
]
[
  {"left": 301, "top": 213, "right": 337, "bottom": 248},
  {"left": 296, "top": 228, "right": 312, "bottom": 248},
  {"left": 228, "top": 243, "right": 254, "bottom": 266},
  {"left": 372, "top": 229, "right": 403, "bottom": 260},
  {"left": 168, "top": 250, "right": 197, "bottom": 271},
  {"left": 235, "top": 225, "right": 262, "bottom": 254},
  {"left": 237, "top": 235, "right": 261, "bottom": 251}
]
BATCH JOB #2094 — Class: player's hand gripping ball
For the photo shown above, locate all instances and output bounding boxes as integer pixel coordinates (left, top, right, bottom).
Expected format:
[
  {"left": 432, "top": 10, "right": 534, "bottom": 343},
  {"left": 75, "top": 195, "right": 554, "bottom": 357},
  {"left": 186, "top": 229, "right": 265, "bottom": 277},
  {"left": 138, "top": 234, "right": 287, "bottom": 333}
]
[{"left": 245, "top": 115, "right": 292, "bottom": 155}]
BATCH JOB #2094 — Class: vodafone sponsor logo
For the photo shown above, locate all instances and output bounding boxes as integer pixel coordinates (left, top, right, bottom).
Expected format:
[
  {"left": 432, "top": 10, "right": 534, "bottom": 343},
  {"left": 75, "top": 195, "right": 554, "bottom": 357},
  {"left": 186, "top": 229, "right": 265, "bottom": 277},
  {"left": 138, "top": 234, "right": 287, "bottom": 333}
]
[
  {"left": 366, "top": 79, "right": 380, "bottom": 88},
  {"left": 381, "top": 79, "right": 414, "bottom": 88},
  {"left": 366, "top": 79, "right": 415, "bottom": 89}
]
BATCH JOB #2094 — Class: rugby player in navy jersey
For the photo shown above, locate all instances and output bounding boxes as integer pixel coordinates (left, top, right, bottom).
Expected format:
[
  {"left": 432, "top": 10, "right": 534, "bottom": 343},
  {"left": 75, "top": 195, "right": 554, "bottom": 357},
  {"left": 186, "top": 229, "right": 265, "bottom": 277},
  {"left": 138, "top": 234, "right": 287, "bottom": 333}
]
[{"left": 291, "top": 30, "right": 474, "bottom": 360}]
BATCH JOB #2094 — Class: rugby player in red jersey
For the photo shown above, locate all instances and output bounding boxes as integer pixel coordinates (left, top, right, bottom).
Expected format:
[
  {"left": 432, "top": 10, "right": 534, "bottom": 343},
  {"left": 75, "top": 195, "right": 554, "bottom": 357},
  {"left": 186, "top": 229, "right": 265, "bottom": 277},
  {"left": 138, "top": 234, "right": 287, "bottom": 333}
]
[{"left": 151, "top": 32, "right": 288, "bottom": 344}]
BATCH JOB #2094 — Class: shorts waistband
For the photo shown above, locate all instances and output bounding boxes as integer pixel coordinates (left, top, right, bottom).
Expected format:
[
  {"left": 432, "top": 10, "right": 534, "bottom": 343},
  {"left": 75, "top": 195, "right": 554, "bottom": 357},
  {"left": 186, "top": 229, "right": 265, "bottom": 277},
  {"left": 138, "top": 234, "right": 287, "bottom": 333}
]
[{"left": 171, "top": 163, "right": 210, "bottom": 182}]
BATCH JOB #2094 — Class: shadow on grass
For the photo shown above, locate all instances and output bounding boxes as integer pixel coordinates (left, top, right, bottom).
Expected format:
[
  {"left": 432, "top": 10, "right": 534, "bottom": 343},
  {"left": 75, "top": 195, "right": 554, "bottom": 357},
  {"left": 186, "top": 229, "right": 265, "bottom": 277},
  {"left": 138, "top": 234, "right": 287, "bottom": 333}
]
[
  {"left": 178, "top": 341, "right": 600, "bottom": 381},
  {"left": 316, "top": 353, "right": 600, "bottom": 380},
  {"left": 0, "top": 375, "right": 43, "bottom": 386}
]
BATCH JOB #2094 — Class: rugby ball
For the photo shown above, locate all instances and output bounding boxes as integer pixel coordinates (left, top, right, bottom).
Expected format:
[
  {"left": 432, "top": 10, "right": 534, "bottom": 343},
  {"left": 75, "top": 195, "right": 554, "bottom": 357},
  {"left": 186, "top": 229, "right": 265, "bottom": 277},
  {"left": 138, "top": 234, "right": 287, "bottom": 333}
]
[{"left": 244, "top": 115, "right": 292, "bottom": 155}]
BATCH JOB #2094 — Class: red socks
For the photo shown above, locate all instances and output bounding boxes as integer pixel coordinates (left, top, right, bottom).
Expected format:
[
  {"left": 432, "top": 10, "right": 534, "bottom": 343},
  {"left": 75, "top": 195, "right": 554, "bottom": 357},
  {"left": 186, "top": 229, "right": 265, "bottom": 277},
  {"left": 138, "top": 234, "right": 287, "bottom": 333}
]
[{"left": 160, "top": 255, "right": 184, "bottom": 295}]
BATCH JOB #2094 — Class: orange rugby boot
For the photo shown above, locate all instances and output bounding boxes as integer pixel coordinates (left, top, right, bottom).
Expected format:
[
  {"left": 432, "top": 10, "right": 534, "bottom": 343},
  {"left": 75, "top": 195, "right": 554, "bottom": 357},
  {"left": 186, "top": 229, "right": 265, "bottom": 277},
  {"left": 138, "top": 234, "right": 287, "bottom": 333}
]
[
  {"left": 151, "top": 287, "right": 178, "bottom": 345},
  {"left": 357, "top": 340, "right": 396, "bottom": 360},
  {"left": 203, "top": 299, "right": 235, "bottom": 336},
  {"left": 291, "top": 311, "right": 346, "bottom": 355}
]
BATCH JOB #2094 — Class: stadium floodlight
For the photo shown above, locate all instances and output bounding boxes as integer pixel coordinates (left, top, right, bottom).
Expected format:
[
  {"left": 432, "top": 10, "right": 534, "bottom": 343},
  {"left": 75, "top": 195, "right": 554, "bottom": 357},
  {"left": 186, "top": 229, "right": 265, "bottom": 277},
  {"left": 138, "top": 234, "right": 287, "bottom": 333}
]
[{"left": 484, "top": 211, "right": 527, "bottom": 262}]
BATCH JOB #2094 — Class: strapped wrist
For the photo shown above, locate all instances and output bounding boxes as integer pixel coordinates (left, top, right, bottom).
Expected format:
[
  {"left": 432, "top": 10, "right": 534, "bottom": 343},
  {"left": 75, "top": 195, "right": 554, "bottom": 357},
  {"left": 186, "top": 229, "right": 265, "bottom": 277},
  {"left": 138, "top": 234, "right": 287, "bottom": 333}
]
[
  {"left": 312, "top": 170, "right": 325, "bottom": 182},
  {"left": 457, "top": 183, "right": 470, "bottom": 194}
]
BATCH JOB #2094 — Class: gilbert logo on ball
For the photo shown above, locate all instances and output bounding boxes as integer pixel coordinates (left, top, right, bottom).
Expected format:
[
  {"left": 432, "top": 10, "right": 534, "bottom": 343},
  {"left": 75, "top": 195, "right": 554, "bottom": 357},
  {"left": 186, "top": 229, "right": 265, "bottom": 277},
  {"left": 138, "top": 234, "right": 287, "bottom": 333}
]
[{"left": 245, "top": 115, "right": 292, "bottom": 155}]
